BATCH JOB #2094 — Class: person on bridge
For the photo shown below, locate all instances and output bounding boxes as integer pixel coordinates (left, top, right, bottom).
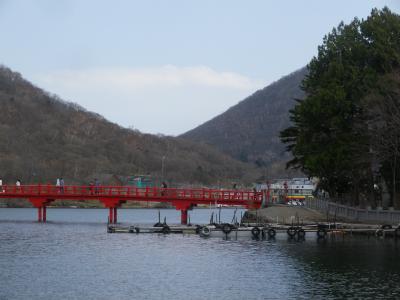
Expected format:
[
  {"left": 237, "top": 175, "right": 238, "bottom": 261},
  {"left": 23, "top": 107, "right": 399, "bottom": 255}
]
[
  {"left": 60, "top": 178, "right": 65, "bottom": 193},
  {"left": 89, "top": 181, "right": 94, "bottom": 195},
  {"left": 232, "top": 183, "right": 239, "bottom": 199},
  {"left": 56, "top": 178, "right": 61, "bottom": 193},
  {"left": 161, "top": 182, "right": 167, "bottom": 196},
  {"left": 253, "top": 187, "right": 258, "bottom": 201},
  {"left": 16, "top": 179, "right": 21, "bottom": 192},
  {"left": 94, "top": 178, "right": 100, "bottom": 194}
]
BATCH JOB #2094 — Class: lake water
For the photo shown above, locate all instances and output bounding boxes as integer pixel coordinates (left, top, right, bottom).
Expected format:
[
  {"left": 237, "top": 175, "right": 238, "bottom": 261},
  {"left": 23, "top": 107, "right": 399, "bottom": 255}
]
[{"left": 1, "top": 208, "right": 400, "bottom": 300}]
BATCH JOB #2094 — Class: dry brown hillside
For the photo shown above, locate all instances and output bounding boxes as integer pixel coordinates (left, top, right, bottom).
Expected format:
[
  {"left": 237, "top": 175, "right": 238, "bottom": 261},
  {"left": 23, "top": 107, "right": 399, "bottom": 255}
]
[{"left": 0, "top": 66, "right": 260, "bottom": 187}]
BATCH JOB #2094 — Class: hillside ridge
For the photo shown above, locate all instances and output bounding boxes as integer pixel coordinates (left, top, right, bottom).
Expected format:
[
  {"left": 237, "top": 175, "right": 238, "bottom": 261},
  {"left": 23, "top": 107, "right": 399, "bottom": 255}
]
[{"left": 181, "top": 67, "right": 308, "bottom": 177}]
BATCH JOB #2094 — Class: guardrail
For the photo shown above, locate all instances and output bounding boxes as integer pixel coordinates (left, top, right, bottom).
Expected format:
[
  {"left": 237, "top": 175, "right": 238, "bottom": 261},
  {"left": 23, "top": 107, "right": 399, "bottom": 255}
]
[
  {"left": 0, "top": 185, "right": 262, "bottom": 203},
  {"left": 305, "top": 198, "right": 400, "bottom": 224}
]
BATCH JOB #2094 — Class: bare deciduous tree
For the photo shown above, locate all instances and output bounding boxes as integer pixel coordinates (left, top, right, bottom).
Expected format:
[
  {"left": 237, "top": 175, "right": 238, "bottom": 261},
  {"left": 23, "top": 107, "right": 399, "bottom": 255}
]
[{"left": 365, "top": 70, "right": 400, "bottom": 208}]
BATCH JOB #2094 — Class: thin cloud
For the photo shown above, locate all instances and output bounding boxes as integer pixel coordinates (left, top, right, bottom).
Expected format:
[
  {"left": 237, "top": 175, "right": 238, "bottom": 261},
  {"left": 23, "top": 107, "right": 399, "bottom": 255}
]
[
  {"left": 34, "top": 65, "right": 265, "bottom": 135},
  {"left": 38, "top": 65, "right": 263, "bottom": 91}
]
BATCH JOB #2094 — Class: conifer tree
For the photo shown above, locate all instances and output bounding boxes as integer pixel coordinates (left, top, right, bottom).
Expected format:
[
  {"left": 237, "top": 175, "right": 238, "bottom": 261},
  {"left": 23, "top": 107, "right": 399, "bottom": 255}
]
[{"left": 281, "top": 7, "right": 400, "bottom": 206}]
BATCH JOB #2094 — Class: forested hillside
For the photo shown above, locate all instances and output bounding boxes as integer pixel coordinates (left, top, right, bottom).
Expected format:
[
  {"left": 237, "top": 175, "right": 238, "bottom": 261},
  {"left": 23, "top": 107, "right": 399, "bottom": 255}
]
[
  {"left": 181, "top": 68, "right": 307, "bottom": 177},
  {"left": 0, "top": 66, "right": 260, "bottom": 186}
]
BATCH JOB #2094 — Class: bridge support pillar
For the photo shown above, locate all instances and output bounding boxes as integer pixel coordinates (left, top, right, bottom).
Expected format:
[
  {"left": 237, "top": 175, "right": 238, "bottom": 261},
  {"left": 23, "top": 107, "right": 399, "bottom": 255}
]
[
  {"left": 101, "top": 199, "right": 124, "bottom": 224},
  {"left": 29, "top": 198, "right": 53, "bottom": 223},
  {"left": 181, "top": 209, "right": 188, "bottom": 225},
  {"left": 38, "top": 206, "right": 43, "bottom": 222},
  {"left": 113, "top": 207, "right": 118, "bottom": 224},
  {"left": 43, "top": 206, "right": 47, "bottom": 222},
  {"left": 109, "top": 207, "right": 114, "bottom": 224},
  {"left": 172, "top": 201, "right": 193, "bottom": 225}
]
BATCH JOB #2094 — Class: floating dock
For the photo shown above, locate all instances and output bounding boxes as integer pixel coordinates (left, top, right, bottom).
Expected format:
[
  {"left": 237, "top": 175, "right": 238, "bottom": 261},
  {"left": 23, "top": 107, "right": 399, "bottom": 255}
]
[{"left": 107, "top": 222, "right": 400, "bottom": 239}]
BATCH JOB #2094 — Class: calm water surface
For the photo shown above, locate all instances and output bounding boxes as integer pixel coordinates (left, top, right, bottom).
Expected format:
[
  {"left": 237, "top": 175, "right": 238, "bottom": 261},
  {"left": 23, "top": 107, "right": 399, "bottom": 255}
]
[{"left": 0, "top": 208, "right": 399, "bottom": 300}]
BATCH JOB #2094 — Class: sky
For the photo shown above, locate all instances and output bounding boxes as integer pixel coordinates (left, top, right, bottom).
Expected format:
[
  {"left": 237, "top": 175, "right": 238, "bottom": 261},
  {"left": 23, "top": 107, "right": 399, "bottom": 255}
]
[{"left": 0, "top": 0, "right": 399, "bottom": 136}]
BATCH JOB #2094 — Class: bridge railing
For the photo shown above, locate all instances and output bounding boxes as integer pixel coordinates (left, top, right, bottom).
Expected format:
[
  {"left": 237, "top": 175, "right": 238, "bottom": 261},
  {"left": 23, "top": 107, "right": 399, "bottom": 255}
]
[{"left": 0, "top": 185, "right": 263, "bottom": 203}]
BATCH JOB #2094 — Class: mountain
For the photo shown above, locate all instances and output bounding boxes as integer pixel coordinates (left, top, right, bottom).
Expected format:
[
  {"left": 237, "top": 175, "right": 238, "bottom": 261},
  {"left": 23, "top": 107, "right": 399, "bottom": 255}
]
[
  {"left": 181, "top": 68, "right": 308, "bottom": 177},
  {"left": 0, "top": 66, "right": 260, "bottom": 187}
]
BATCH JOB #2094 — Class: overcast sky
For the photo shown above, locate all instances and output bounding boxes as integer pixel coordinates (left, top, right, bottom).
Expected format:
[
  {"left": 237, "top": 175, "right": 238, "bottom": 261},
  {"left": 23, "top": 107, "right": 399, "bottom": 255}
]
[{"left": 1, "top": 0, "right": 399, "bottom": 135}]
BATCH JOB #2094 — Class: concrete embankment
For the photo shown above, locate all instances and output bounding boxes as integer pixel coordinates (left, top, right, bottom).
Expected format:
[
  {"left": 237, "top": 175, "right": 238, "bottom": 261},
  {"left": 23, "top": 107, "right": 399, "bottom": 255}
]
[{"left": 245, "top": 205, "right": 328, "bottom": 224}]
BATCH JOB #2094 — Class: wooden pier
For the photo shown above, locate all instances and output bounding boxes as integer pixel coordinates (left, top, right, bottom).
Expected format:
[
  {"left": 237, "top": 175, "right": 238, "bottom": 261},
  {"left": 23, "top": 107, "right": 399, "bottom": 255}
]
[{"left": 107, "top": 224, "right": 197, "bottom": 234}]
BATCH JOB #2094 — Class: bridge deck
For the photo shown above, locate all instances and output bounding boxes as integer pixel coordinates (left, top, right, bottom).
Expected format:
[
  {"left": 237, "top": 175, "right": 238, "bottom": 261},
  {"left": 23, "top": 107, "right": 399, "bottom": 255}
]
[{"left": 0, "top": 185, "right": 263, "bottom": 224}]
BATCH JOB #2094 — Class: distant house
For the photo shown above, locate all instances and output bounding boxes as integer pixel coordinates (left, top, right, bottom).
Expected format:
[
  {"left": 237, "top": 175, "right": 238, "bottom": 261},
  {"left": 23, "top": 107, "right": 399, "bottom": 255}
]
[
  {"left": 127, "top": 175, "right": 154, "bottom": 188},
  {"left": 88, "top": 174, "right": 155, "bottom": 188},
  {"left": 260, "top": 178, "right": 317, "bottom": 204}
]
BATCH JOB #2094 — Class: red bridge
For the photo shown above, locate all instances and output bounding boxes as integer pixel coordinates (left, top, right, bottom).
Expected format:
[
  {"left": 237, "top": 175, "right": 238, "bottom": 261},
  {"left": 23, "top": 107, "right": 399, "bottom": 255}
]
[{"left": 0, "top": 185, "right": 262, "bottom": 224}]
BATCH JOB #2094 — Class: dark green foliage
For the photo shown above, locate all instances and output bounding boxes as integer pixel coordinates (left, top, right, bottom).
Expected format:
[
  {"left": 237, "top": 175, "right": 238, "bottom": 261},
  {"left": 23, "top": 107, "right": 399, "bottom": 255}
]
[{"left": 281, "top": 7, "right": 400, "bottom": 205}]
